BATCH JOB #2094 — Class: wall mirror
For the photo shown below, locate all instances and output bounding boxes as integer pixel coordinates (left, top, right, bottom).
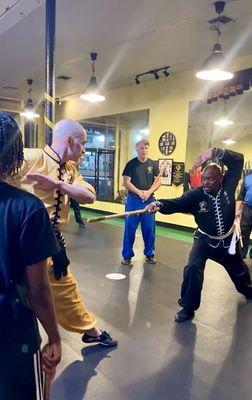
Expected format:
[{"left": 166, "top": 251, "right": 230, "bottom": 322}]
[{"left": 78, "top": 109, "right": 149, "bottom": 203}]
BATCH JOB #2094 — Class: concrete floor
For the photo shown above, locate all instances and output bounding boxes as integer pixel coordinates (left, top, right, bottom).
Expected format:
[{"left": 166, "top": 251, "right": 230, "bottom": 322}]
[{"left": 48, "top": 217, "right": 252, "bottom": 400}]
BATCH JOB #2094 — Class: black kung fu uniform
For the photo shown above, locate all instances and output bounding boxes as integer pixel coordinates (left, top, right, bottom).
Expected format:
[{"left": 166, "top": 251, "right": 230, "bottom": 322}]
[{"left": 158, "top": 148, "right": 252, "bottom": 311}]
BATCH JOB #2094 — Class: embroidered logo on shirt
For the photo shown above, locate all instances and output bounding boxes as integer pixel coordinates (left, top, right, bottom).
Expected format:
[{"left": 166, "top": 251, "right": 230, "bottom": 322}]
[
  {"left": 147, "top": 166, "right": 153, "bottom": 173},
  {"left": 198, "top": 201, "right": 208, "bottom": 213}
]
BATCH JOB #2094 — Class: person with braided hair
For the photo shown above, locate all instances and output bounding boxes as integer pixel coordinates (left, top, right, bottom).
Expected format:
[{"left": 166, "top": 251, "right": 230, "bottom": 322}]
[
  {"left": 0, "top": 112, "right": 61, "bottom": 399},
  {"left": 12, "top": 119, "right": 117, "bottom": 347}
]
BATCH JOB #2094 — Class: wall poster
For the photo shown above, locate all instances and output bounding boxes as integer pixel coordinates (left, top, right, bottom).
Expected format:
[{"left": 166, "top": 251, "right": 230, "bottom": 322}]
[{"left": 159, "top": 159, "right": 173, "bottom": 186}]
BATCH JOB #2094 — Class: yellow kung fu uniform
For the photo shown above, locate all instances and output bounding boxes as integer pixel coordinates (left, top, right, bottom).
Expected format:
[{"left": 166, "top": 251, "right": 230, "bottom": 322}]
[{"left": 11, "top": 145, "right": 96, "bottom": 333}]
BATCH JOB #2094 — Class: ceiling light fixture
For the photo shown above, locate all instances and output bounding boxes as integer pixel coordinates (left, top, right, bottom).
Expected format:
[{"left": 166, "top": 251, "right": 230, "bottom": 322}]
[
  {"left": 163, "top": 68, "right": 170, "bottom": 77},
  {"left": 80, "top": 52, "right": 105, "bottom": 103},
  {"left": 214, "top": 118, "right": 234, "bottom": 126},
  {"left": 222, "top": 138, "right": 236, "bottom": 145},
  {"left": 214, "top": 99, "right": 234, "bottom": 126},
  {"left": 20, "top": 79, "right": 40, "bottom": 119},
  {"left": 135, "top": 66, "right": 170, "bottom": 84},
  {"left": 196, "top": 1, "right": 234, "bottom": 81},
  {"left": 140, "top": 128, "right": 149, "bottom": 135}
]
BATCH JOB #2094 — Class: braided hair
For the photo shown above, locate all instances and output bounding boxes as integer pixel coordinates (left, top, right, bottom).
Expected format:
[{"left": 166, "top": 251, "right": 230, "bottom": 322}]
[{"left": 0, "top": 112, "right": 24, "bottom": 180}]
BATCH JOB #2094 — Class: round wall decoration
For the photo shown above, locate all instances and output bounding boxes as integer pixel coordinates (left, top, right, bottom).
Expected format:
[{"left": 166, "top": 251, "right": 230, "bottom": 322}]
[{"left": 158, "top": 132, "right": 176, "bottom": 155}]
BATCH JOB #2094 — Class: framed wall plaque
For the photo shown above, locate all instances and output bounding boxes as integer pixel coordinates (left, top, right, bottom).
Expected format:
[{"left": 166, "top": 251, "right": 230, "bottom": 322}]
[
  {"left": 158, "top": 131, "right": 176, "bottom": 155},
  {"left": 159, "top": 159, "right": 173, "bottom": 186},
  {"left": 172, "top": 161, "right": 185, "bottom": 186}
]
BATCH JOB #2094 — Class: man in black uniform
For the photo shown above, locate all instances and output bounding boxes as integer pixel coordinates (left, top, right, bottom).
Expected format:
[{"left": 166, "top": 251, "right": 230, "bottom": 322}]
[{"left": 147, "top": 147, "right": 252, "bottom": 322}]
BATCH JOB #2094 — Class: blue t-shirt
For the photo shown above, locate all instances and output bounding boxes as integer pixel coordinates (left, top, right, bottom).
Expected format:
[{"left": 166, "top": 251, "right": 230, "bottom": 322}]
[
  {"left": 0, "top": 182, "right": 59, "bottom": 362},
  {"left": 238, "top": 173, "right": 252, "bottom": 207}
]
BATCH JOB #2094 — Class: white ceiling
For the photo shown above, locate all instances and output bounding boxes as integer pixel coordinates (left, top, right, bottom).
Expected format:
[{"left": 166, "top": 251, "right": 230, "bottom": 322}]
[{"left": 0, "top": 0, "right": 252, "bottom": 104}]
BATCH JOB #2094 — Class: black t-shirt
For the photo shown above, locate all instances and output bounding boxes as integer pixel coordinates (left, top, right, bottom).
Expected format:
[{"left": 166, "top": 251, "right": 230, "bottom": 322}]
[
  {"left": 0, "top": 182, "right": 59, "bottom": 361},
  {"left": 122, "top": 158, "right": 159, "bottom": 194}
]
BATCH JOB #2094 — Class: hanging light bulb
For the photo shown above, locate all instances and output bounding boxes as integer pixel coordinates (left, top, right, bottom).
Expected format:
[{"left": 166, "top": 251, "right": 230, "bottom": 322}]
[
  {"left": 80, "top": 53, "right": 105, "bottom": 103},
  {"left": 196, "top": 2, "right": 233, "bottom": 81},
  {"left": 196, "top": 43, "right": 233, "bottom": 81},
  {"left": 20, "top": 79, "right": 40, "bottom": 119}
]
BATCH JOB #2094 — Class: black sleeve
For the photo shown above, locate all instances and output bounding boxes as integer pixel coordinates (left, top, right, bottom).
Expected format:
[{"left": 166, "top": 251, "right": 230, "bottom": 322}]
[
  {"left": 158, "top": 190, "right": 197, "bottom": 215},
  {"left": 20, "top": 207, "right": 60, "bottom": 266},
  {"left": 153, "top": 161, "right": 160, "bottom": 177},
  {"left": 237, "top": 180, "right": 246, "bottom": 201},
  {"left": 122, "top": 160, "right": 132, "bottom": 177},
  {"left": 215, "top": 148, "right": 244, "bottom": 193}
]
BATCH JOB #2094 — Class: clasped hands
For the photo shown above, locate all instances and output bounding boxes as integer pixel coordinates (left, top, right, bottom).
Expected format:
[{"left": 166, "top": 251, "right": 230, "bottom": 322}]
[{"left": 138, "top": 189, "right": 152, "bottom": 201}]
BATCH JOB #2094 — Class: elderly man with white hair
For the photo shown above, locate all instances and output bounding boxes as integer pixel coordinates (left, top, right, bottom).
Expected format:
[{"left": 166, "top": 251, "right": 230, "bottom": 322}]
[{"left": 12, "top": 119, "right": 117, "bottom": 348}]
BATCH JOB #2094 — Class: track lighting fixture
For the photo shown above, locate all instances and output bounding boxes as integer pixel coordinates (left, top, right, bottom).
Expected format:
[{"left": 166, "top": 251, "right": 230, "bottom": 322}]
[
  {"left": 80, "top": 52, "right": 106, "bottom": 103},
  {"left": 163, "top": 69, "right": 170, "bottom": 77},
  {"left": 135, "top": 66, "right": 170, "bottom": 85},
  {"left": 20, "top": 79, "right": 40, "bottom": 119},
  {"left": 196, "top": 1, "right": 233, "bottom": 81}
]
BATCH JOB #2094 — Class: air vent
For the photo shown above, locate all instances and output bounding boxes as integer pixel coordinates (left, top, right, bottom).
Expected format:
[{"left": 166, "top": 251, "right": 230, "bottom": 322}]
[
  {"left": 0, "top": 97, "right": 22, "bottom": 112},
  {"left": 2, "top": 86, "right": 18, "bottom": 90},
  {"left": 57, "top": 75, "right": 71, "bottom": 80}
]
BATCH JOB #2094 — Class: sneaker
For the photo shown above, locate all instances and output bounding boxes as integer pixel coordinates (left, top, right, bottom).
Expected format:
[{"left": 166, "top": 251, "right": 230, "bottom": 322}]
[
  {"left": 146, "top": 255, "right": 156, "bottom": 264},
  {"left": 175, "top": 308, "right": 195, "bottom": 323},
  {"left": 82, "top": 331, "right": 118, "bottom": 347},
  {"left": 78, "top": 221, "right": 86, "bottom": 228},
  {"left": 121, "top": 258, "right": 132, "bottom": 266}
]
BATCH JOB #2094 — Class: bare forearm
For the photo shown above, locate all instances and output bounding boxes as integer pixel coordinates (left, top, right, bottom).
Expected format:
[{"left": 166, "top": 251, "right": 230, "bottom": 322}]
[
  {"left": 148, "top": 178, "right": 161, "bottom": 195},
  {"left": 58, "top": 181, "right": 95, "bottom": 203},
  {"left": 124, "top": 181, "right": 141, "bottom": 196},
  {"left": 236, "top": 200, "right": 244, "bottom": 216},
  {"left": 28, "top": 285, "right": 60, "bottom": 344}
]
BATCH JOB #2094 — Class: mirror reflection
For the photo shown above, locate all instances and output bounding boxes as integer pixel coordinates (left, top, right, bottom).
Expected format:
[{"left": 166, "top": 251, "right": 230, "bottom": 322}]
[{"left": 78, "top": 109, "right": 149, "bottom": 202}]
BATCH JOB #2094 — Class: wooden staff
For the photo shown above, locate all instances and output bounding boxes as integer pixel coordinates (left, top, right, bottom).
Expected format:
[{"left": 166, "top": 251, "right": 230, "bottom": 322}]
[
  {"left": 87, "top": 208, "right": 148, "bottom": 223},
  {"left": 87, "top": 202, "right": 162, "bottom": 223},
  {"left": 44, "top": 372, "right": 51, "bottom": 400}
]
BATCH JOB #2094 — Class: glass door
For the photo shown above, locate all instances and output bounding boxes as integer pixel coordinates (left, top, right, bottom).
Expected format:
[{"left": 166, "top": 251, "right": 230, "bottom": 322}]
[
  {"left": 97, "top": 149, "right": 114, "bottom": 201},
  {"left": 78, "top": 148, "right": 115, "bottom": 202},
  {"left": 78, "top": 148, "right": 98, "bottom": 191}
]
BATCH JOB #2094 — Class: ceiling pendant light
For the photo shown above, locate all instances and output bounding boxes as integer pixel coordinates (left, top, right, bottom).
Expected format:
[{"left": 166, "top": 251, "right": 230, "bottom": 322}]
[
  {"left": 196, "top": 1, "right": 234, "bottom": 81},
  {"left": 80, "top": 52, "right": 105, "bottom": 103},
  {"left": 20, "top": 79, "right": 40, "bottom": 119}
]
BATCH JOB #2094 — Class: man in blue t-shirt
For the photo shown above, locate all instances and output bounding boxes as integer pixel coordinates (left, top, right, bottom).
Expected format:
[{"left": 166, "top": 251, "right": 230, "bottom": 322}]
[
  {"left": 237, "top": 172, "right": 252, "bottom": 259},
  {"left": 0, "top": 112, "right": 61, "bottom": 399},
  {"left": 121, "top": 139, "right": 161, "bottom": 266}
]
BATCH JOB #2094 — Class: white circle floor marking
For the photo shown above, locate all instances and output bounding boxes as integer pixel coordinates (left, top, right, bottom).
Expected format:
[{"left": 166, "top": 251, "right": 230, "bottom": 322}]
[{"left": 105, "top": 273, "right": 126, "bottom": 280}]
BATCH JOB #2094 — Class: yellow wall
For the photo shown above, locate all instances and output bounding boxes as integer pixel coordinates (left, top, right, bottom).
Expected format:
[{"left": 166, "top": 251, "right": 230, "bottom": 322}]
[{"left": 59, "top": 54, "right": 252, "bottom": 228}]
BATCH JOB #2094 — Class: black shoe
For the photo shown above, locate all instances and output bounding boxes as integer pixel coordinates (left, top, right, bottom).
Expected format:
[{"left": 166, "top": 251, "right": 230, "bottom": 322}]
[
  {"left": 146, "top": 255, "right": 156, "bottom": 264},
  {"left": 121, "top": 258, "right": 132, "bottom": 266},
  {"left": 82, "top": 331, "right": 118, "bottom": 347},
  {"left": 175, "top": 308, "right": 195, "bottom": 323},
  {"left": 78, "top": 221, "right": 86, "bottom": 228}
]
